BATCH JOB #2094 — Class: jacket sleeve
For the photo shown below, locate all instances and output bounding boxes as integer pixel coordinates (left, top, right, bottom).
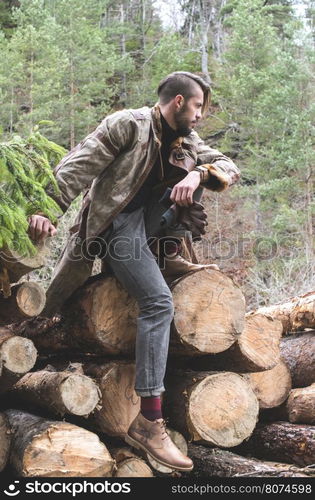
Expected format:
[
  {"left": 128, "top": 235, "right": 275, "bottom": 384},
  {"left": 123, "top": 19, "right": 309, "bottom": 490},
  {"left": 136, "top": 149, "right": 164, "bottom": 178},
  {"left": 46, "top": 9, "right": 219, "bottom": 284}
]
[
  {"left": 45, "top": 111, "right": 137, "bottom": 215},
  {"left": 191, "top": 130, "right": 241, "bottom": 192}
]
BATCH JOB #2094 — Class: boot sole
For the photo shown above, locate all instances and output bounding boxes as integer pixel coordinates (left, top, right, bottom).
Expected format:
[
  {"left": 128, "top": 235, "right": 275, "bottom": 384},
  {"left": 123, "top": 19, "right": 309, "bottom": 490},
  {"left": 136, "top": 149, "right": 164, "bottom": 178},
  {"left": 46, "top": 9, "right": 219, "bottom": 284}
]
[{"left": 124, "top": 434, "right": 194, "bottom": 472}]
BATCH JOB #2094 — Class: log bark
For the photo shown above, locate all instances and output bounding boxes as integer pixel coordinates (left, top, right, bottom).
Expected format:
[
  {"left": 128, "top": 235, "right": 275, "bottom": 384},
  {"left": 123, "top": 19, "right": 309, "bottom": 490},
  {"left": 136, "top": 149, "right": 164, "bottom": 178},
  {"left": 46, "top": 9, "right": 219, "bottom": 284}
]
[
  {"left": 236, "top": 421, "right": 315, "bottom": 467},
  {"left": 253, "top": 291, "right": 315, "bottom": 334},
  {"left": 242, "top": 360, "right": 292, "bottom": 409},
  {"left": 164, "top": 369, "right": 259, "bottom": 448},
  {"left": 19, "top": 270, "right": 245, "bottom": 357},
  {"left": 0, "top": 282, "right": 46, "bottom": 325},
  {"left": 9, "top": 365, "right": 101, "bottom": 417},
  {"left": 0, "top": 330, "right": 37, "bottom": 393},
  {"left": 280, "top": 332, "right": 315, "bottom": 387},
  {"left": 83, "top": 360, "right": 140, "bottom": 438},
  {"left": 0, "top": 413, "right": 11, "bottom": 472},
  {"left": 0, "top": 240, "right": 51, "bottom": 284},
  {"left": 4, "top": 409, "right": 115, "bottom": 477},
  {"left": 187, "top": 444, "right": 310, "bottom": 477},
  {"left": 111, "top": 447, "right": 154, "bottom": 477},
  {"left": 181, "top": 313, "right": 282, "bottom": 372}
]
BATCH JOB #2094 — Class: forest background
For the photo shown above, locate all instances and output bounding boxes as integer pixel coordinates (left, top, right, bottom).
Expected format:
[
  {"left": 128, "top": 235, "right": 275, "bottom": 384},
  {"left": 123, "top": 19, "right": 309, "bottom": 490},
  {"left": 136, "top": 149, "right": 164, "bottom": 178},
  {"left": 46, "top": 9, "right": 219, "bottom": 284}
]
[{"left": 0, "top": 0, "right": 314, "bottom": 310}]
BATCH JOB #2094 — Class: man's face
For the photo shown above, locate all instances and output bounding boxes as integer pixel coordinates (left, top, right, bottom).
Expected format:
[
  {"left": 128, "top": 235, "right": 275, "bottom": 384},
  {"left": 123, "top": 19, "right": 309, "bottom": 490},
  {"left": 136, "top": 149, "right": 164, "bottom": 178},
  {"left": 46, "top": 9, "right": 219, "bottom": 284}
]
[{"left": 174, "top": 86, "right": 204, "bottom": 136}]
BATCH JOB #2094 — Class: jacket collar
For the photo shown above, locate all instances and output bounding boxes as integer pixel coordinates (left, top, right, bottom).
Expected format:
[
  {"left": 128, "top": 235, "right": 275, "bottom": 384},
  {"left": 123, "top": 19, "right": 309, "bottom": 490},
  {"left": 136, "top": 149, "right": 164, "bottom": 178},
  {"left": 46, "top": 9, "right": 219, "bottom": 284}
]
[{"left": 151, "top": 103, "right": 163, "bottom": 145}]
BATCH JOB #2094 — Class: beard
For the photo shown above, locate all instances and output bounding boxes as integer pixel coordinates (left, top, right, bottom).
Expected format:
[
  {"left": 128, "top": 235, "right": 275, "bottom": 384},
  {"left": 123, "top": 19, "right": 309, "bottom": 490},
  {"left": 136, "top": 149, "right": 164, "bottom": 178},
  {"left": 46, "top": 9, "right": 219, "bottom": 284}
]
[{"left": 173, "top": 106, "right": 193, "bottom": 136}]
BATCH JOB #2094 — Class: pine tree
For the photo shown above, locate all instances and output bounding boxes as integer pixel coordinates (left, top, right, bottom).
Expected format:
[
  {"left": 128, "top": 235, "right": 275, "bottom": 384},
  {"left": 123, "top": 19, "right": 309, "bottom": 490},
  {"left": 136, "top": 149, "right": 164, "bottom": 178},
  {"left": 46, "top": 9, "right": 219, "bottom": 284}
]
[{"left": 0, "top": 127, "right": 65, "bottom": 255}]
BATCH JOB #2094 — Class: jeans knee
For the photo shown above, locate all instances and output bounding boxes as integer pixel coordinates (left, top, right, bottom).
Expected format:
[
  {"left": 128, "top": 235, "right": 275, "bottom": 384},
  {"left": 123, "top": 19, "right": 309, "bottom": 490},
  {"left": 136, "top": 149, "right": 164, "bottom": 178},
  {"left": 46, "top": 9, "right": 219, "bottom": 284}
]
[
  {"left": 139, "top": 290, "right": 174, "bottom": 319},
  {"left": 158, "top": 291, "right": 174, "bottom": 319}
]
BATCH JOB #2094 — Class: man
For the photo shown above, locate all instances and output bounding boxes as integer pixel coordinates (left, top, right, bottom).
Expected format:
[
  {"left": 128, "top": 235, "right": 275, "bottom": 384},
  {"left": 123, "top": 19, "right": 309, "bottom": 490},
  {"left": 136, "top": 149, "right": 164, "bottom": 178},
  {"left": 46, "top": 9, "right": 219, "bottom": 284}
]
[{"left": 28, "top": 71, "right": 240, "bottom": 471}]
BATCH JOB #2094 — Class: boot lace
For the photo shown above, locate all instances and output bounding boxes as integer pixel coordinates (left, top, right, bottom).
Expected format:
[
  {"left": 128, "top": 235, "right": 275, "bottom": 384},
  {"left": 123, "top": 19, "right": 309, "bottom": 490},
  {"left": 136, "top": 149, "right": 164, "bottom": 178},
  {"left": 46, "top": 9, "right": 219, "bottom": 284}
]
[{"left": 159, "top": 418, "right": 170, "bottom": 441}]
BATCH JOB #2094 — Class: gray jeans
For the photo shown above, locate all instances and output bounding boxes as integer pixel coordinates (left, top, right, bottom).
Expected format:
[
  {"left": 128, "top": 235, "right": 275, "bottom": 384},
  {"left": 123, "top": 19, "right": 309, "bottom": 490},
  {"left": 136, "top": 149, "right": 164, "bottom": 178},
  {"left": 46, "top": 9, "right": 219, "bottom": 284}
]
[
  {"left": 102, "top": 205, "right": 174, "bottom": 396},
  {"left": 45, "top": 197, "right": 175, "bottom": 397}
]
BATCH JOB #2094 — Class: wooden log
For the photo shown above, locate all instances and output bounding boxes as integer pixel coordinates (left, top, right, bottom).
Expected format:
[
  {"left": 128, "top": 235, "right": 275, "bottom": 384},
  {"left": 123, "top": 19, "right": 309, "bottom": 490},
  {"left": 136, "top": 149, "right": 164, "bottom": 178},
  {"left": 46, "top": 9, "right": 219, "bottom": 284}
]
[
  {"left": 146, "top": 428, "right": 188, "bottom": 474},
  {"left": 0, "top": 282, "right": 46, "bottom": 325},
  {"left": 164, "top": 369, "right": 259, "bottom": 448},
  {"left": 187, "top": 444, "right": 310, "bottom": 477},
  {"left": 5, "top": 409, "right": 115, "bottom": 477},
  {"left": 280, "top": 332, "right": 315, "bottom": 387},
  {"left": 285, "top": 384, "right": 315, "bottom": 424},
  {"left": 0, "top": 329, "right": 37, "bottom": 394},
  {"left": 263, "top": 385, "right": 315, "bottom": 425},
  {"left": 111, "top": 447, "right": 154, "bottom": 477},
  {"left": 180, "top": 313, "right": 282, "bottom": 372},
  {"left": 83, "top": 360, "right": 140, "bottom": 438},
  {"left": 252, "top": 291, "right": 315, "bottom": 334},
  {"left": 0, "top": 240, "right": 51, "bottom": 284},
  {"left": 19, "top": 270, "right": 245, "bottom": 357},
  {"left": 235, "top": 421, "right": 315, "bottom": 467},
  {"left": 169, "top": 269, "right": 245, "bottom": 355},
  {"left": 0, "top": 413, "right": 11, "bottom": 472},
  {"left": 8, "top": 365, "right": 101, "bottom": 417},
  {"left": 242, "top": 360, "right": 292, "bottom": 409}
]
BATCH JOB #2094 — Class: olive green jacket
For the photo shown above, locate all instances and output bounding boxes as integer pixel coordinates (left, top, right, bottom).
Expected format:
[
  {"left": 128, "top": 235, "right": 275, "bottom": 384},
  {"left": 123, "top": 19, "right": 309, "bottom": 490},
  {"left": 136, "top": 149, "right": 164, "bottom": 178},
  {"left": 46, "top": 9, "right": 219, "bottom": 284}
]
[{"left": 47, "top": 104, "right": 240, "bottom": 239}]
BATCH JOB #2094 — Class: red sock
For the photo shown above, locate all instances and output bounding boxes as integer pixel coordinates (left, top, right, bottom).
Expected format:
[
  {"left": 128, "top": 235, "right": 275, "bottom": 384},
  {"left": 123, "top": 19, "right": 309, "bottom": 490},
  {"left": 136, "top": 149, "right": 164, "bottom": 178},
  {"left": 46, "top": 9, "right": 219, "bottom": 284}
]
[{"left": 140, "top": 396, "right": 162, "bottom": 421}]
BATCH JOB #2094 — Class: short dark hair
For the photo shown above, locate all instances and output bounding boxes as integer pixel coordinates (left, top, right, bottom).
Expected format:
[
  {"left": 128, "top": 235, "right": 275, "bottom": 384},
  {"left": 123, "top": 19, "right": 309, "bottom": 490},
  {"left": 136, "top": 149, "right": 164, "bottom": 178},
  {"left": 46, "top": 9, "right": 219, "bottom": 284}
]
[{"left": 157, "top": 71, "right": 211, "bottom": 115}]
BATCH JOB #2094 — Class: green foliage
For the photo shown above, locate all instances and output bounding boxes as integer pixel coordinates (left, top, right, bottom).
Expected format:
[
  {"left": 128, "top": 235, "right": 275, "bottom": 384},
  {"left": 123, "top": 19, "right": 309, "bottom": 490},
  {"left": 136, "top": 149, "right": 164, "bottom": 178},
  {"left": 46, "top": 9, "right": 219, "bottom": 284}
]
[{"left": 0, "top": 129, "right": 65, "bottom": 255}]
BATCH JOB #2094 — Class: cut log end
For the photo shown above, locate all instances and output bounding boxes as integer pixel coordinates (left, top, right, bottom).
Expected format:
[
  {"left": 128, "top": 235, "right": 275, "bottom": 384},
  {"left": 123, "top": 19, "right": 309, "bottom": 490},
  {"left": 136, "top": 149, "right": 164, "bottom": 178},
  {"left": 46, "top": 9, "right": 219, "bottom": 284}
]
[
  {"left": 16, "top": 282, "right": 46, "bottom": 318},
  {"left": 1, "top": 336, "right": 37, "bottom": 374},
  {"left": 171, "top": 270, "right": 245, "bottom": 355},
  {"left": 240, "top": 313, "right": 282, "bottom": 371},
  {"left": 286, "top": 384, "right": 315, "bottom": 424},
  {"left": 60, "top": 374, "right": 101, "bottom": 416},
  {"left": 243, "top": 360, "right": 292, "bottom": 409},
  {"left": 115, "top": 458, "right": 154, "bottom": 477},
  {"left": 23, "top": 424, "right": 113, "bottom": 477},
  {"left": 182, "top": 372, "right": 259, "bottom": 447}
]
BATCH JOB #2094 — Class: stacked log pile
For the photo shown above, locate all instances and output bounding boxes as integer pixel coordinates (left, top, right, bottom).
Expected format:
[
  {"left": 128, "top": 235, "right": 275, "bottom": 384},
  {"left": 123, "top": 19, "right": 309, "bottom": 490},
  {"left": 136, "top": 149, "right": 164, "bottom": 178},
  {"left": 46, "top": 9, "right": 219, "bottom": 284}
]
[{"left": 0, "top": 248, "right": 314, "bottom": 478}]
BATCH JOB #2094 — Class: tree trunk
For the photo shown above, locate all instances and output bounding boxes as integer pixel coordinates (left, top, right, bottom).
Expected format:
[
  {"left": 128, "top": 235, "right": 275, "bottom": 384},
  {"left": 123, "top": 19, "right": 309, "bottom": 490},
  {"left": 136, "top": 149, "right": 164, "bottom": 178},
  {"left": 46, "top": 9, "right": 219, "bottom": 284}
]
[
  {"left": 4, "top": 409, "right": 115, "bottom": 477},
  {"left": 252, "top": 291, "right": 315, "bottom": 333},
  {"left": 0, "top": 240, "right": 51, "bottom": 284},
  {"left": 111, "top": 447, "right": 154, "bottom": 477},
  {"left": 23, "top": 270, "right": 245, "bottom": 357},
  {"left": 164, "top": 369, "right": 259, "bottom": 448},
  {"left": 187, "top": 444, "right": 309, "bottom": 477},
  {"left": 0, "top": 329, "right": 37, "bottom": 394},
  {"left": 242, "top": 360, "right": 292, "bottom": 409},
  {"left": 0, "top": 282, "right": 46, "bottom": 325},
  {"left": 280, "top": 332, "right": 315, "bottom": 387},
  {"left": 182, "top": 313, "right": 282, "bottom": 372},
  {"left": 0, "top": 413, "right": 11, "bottom": 472},
  {"left": 83, "top": 360, "right": 140, "bottom": 438},
  {"left": 236, "top": 421, "right": 315, "bottom": 467},
  {"left": 9, "top": 365, "right": 101, "bottom": 417}
]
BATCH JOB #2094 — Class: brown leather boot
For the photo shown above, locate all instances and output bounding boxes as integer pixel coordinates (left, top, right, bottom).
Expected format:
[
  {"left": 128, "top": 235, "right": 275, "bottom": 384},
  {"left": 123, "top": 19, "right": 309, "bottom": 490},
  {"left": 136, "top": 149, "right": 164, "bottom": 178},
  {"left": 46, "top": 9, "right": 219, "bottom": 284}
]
[
  {"left": 125, "top": 412, "right": 193, "bottom": 471},
  {"left": 161, "top": 253, "right": 219, "bottom": 282}
]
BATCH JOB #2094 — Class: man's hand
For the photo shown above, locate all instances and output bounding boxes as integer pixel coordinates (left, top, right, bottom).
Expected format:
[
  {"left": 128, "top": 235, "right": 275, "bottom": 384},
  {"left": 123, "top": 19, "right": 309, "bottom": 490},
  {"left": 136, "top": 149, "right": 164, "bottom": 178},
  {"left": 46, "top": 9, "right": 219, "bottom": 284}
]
[
  {"left": 170, "top": 171, "right": 201, "bottom": 207},
  {"left": 28, "top": 215, "right": 57, "bottom": 242}
]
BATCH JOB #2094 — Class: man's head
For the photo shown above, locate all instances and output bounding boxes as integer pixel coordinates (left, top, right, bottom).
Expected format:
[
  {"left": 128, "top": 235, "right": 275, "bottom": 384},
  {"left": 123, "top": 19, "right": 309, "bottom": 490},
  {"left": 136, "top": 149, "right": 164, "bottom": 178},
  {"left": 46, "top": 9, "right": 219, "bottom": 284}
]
[{"left": 157, "top": 71, "right": 211, "bottom": 136}]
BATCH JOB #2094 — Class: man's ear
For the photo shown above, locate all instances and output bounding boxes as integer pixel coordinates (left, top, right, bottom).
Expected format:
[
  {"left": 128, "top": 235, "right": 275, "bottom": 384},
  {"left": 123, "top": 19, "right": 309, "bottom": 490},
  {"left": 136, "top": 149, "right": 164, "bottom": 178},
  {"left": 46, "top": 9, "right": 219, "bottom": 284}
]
[{"left": 174, "top": 94, "right": 184, "bottom": 109}]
